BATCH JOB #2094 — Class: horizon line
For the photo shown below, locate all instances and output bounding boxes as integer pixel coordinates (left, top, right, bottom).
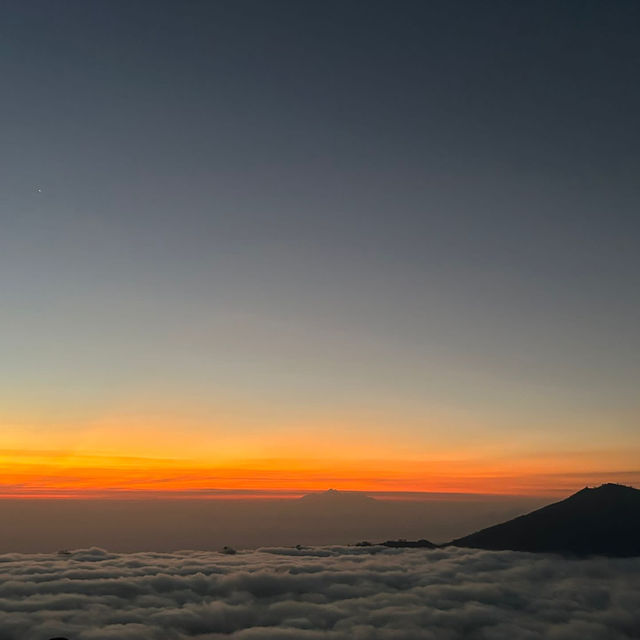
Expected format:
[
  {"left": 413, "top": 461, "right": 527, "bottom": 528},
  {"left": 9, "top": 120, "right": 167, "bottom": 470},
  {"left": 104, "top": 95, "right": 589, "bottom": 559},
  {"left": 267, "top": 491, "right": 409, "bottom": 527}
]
[{"left": 1, "top": 485, "right": 634, "bottom": 501}]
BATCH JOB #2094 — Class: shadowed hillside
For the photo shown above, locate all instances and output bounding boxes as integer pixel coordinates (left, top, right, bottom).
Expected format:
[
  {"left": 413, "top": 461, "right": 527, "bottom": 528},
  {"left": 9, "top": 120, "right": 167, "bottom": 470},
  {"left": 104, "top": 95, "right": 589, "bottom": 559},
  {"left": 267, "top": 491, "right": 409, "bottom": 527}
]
[{"left": 450, "top": 484, "right": 640, "bottom": 556}]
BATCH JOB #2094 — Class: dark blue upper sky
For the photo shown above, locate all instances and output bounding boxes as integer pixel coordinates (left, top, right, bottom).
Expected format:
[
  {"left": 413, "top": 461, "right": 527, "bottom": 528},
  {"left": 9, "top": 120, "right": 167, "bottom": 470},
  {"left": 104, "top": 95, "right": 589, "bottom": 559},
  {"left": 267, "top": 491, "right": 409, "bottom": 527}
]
[{"left": 1, "top": 1, "right": 639, "bottom": 464}]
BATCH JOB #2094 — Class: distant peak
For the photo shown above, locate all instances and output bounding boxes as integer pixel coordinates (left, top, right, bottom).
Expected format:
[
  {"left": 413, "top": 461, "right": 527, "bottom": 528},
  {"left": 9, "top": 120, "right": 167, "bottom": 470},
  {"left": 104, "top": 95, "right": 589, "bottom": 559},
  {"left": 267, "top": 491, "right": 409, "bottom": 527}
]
[
  {"left": 576, "top": 483, "right": 637, "bottom": 495},
  {"left": 598, "top": 482, "right": 635, "bottom": 490},
  {"left": 310, "top": 489, "right": 355, "bottom": 496},
  {"left": 298, "top": 489, "right": 377, "bottom": 503}
]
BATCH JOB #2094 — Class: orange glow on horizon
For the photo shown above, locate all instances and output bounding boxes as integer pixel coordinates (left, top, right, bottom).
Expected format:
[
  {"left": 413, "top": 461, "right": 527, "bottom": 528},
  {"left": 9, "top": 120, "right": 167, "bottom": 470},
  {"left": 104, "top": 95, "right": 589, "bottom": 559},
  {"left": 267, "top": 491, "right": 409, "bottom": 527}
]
[
  {"left": 2, "top": 448, "right": 639, "bottom": 499},
  {"left": 3, "top": 403, "right": 639, "bottom": 501}
]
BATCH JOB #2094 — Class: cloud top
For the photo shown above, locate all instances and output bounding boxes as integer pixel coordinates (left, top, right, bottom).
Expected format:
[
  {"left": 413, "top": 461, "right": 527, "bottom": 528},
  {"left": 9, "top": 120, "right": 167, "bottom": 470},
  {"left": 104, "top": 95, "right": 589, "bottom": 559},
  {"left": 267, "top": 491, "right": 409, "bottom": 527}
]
[{"left": 1, "top": 545, "right": 639, "bottom": 639}]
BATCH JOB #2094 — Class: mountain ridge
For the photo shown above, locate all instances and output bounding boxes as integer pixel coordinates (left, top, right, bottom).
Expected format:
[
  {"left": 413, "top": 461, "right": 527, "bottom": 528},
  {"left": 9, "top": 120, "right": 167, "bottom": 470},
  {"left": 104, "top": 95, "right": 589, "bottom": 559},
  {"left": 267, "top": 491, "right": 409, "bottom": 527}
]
[
  {"left": 298, "top": 489, "right": 379, "bottom": 505},
  {"left": 449, "top": 483, "right": 640, "bottom": 556}
]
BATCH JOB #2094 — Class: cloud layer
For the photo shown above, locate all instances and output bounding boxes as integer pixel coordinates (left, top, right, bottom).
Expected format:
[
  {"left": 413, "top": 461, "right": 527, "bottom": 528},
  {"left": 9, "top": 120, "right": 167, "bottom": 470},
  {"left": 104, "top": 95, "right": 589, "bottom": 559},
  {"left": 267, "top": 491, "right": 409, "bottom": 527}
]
[{"left": 1, "top": 545, "right": 639, "bottom": 639}]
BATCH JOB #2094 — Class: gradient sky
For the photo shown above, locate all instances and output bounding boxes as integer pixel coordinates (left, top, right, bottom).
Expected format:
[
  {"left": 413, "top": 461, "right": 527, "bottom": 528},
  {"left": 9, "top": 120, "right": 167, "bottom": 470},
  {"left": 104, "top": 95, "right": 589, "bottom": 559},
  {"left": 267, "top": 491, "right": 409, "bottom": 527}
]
[{"left": 1, "top": 0, "right": 639, "bottom": 497}]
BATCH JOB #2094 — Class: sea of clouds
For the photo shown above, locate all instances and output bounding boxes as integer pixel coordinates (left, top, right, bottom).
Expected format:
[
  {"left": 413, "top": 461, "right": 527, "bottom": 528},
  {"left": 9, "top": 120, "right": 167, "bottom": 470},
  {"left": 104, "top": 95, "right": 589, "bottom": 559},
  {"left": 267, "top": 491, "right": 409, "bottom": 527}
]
[{"left": 1, "top": 545, "right": 639, "bottom": 640}]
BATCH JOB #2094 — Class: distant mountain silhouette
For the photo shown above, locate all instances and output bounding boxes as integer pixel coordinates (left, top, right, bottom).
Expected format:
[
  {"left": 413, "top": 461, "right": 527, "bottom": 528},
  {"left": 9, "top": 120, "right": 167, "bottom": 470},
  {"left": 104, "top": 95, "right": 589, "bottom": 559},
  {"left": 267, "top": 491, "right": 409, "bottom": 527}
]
[
  {"left": 450, "top": 483, "right": 640, "bottom": 556},
  {"left": 381, "top": 538, "right": 436, "bottom": 548},
  {"left": 298, "top": 489, "right": 378, "bottom": 506}
]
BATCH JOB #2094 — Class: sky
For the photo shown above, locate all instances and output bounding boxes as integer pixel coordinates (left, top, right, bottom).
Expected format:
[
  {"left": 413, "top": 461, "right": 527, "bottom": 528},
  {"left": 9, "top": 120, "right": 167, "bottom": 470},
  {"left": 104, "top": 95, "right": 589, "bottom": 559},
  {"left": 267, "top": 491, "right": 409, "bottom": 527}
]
[{"left": 1, "top": 0, "right": 639, "bottom": 498}]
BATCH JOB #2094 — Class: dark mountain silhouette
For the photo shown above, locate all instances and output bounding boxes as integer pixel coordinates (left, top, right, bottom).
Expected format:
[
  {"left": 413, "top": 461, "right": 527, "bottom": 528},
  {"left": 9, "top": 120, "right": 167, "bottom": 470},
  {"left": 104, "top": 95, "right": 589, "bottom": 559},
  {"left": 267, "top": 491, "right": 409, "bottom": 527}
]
[
  {"left": 450, "top": 483, "right": 640, "bottom": 556},
  {"left": 381, "top": 538, "right": 436, "bottom": 548},
  {"left": 297, "top": 488, "right": 378, "bottom": 507}
]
